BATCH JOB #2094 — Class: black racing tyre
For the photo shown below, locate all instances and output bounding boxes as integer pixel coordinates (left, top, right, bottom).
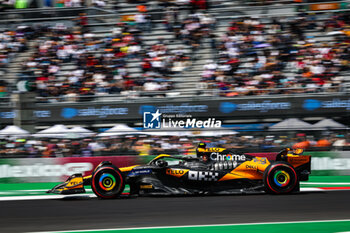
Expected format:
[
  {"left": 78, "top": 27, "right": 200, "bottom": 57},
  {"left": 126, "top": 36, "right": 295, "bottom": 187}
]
[
  {"left": 263, "top": 162, "right": 298, "bottom": 194},
  {"left": 91, "top": 165, "right": 125, "bottom": 199}
]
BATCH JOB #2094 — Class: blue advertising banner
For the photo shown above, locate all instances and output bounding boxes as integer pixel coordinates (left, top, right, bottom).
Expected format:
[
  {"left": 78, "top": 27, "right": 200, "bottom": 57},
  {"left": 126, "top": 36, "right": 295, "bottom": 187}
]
[{"left": 1, "top": 94, "right": 350, "bottom": 123}]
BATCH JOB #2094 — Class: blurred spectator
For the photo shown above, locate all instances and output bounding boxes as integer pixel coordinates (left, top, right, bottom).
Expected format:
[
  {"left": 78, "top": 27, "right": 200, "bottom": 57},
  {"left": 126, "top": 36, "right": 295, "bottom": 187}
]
[
  {"left": 92, "top": 0, "right": 106, "bottom": 8},
  {"left": 3, "top": 10, "right": 350, "bottom": 101},
  {"left": 315, "top": 137, "right": 332, "bottom": 148},
  {"left": 14, "top": 22, "right": 182, "bottom": 102},
  {"left": 200, "top": 14, "right": 349, "bottom": 96},
  {"left": 332, "top": 135, "right": 348, "bottom": 150},
  {"left": 1, "top": 131, "right": 350, "bottom": 158}
]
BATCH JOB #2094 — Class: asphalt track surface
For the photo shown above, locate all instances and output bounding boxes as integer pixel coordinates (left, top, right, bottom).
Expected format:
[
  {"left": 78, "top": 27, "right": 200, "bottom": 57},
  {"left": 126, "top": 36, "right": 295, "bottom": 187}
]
[{"left": 2, "top": 191, "right": 350, "bottom": 233}]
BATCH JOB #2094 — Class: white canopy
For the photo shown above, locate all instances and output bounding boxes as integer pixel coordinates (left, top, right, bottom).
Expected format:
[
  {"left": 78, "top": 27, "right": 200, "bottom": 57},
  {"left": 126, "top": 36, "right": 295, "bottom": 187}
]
[
  {"left": 0, "top": 125, "right": 30, "bottom": 138},
  {"left": 98, "top": 124, "right": 139, "bottom": 137},
  {"left": 269, "top": 118, "right": 312, "bottom": 131},
  {"left": 311, "top": 119, "right": 347, "bottom": 130},
  {"left": 67, "top": 126, "right": 95, "bottom": 138},
  {"left": 32, "top": 124, "right": 70, "bottom": 138}
]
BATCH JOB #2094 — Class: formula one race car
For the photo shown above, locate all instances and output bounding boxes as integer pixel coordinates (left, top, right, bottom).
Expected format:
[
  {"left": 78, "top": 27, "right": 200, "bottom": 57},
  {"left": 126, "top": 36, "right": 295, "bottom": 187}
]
[{"left": 48, "top": 145, "right": 311, "bottom": 199}]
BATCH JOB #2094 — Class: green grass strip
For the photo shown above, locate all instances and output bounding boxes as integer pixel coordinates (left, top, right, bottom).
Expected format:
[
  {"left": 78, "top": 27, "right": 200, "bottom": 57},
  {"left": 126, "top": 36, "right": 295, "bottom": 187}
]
[{"left": 45, "top": 220, "right": 350, "bottom": 233}]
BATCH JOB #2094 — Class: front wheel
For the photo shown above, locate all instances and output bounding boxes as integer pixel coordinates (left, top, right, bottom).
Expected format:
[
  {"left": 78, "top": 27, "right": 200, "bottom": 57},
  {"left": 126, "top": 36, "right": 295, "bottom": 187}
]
[
  {"left": 263, "top": 162, "right": 298, "bottom": 194},
  {"left": 91, "top": 165, "right": 125, "bottom": 199}
]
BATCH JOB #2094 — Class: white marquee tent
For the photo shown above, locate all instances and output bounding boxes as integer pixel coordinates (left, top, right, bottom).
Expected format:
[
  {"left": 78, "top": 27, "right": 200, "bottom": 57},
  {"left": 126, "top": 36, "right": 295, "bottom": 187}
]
[
  {"left": 311, "top": 119, "right": 347, "bottom": 130},
  {"left": 67, "top": 126, "right": 95, "bottom": 138},
  {"left": 32, "top": 124, "right": 71, "bottom": 138},
  {"left": 269, "top": 118, "right": 313, "bottom": 131},
  {"left": 98, "top": 124, "right": 139, "bottom": 137},
  {"left": 0, "top": 125, "right": 30, "bottom": 138}
]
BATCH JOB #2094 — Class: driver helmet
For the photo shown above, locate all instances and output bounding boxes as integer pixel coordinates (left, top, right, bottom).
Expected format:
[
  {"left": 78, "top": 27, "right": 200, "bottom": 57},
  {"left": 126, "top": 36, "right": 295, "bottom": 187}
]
[
  {"left": 198, "top": 142, "right": 206, "bottom": 149},
  {"left": 196, "top": 142, "right": 208, "bottom": 161}
]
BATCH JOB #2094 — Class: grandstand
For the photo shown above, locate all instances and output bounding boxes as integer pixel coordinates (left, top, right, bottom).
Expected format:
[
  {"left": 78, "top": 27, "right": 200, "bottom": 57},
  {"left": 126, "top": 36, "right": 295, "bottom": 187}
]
[
  {"left": 0, "top": 0, "right": 349, "bottom": 158},
  {"left": 0, "top": 0, "right": 349, "bottom": 101}
]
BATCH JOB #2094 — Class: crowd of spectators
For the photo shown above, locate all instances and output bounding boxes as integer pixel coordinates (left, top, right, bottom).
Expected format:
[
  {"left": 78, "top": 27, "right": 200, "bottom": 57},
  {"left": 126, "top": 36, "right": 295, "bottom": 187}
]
[
  {"left": 8, "top": 0, "right": 221, "bottom": 102},
  {"left": 17, "top": 17, "right": 187, "bottom": 102},
  {"left": 176, "top": 12, "right": 215, "bottom": 56},
  {"left": 2, "top": 7, "right": 350, "bottom": 100},
  {"left": 0, "top": 0, "right": 107, "bottom": 9},
  {"left": 20, "top": 23, "right": 137, "bottom": 102},
  {"left": 200, "top": 13, "right": 350, "bottom": 96},
  {"left": 0, "top": 26, "right": 33, "bottom": 97},
  {"left": 159, "top": 1, "right": 215, "bottom": 55},
  {"left": 0, "top": 27, "right": 29, "bottom": 69},
  {"left": 141, "top": 42, "right": 189, "bottom": 87},
  {"left": 0, "top": 131, "right": 349, "bottom": 158},
  {"left": 128, "top": 0, "right": 208, "bottom": 12}
]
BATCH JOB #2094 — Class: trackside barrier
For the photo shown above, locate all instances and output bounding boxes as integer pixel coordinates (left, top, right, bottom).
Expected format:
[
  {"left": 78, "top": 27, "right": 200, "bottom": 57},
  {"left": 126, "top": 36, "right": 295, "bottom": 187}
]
[
  {"left": 0, "top": 151, "right": 349, "bottom": 183},
  {"left": 0, "top": 156, "right": 140, "bottom": 183},
  {"left": 308, "top": 151, "right": 350, "bottom": 176}
]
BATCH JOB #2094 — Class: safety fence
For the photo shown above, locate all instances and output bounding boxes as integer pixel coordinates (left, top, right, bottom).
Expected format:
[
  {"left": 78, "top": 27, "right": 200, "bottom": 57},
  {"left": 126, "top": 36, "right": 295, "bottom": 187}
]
[{"left": 0, "top": 151, "right": 348, "bottom": 183}]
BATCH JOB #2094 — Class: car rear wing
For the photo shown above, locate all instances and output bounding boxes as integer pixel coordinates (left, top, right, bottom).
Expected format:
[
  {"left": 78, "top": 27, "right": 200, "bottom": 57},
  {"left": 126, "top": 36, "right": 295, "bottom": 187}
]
[{"left": 276, "top": 148, "right": 311, "bottom": 181}]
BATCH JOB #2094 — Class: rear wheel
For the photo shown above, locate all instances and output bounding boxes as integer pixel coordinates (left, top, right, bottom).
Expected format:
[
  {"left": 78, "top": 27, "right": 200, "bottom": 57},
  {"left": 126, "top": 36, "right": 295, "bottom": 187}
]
[
  {"left": 91, "top": 165, "right": 125, "bottom": 199},
  {"left": 263, "top": 162, "right": 298, "bottom": 194}
]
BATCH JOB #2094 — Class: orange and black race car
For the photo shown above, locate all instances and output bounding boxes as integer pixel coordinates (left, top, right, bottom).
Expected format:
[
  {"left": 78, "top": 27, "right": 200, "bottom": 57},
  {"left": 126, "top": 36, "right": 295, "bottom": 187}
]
[{"left": 48, "top": 144, "right": 311, "bottom": 199}]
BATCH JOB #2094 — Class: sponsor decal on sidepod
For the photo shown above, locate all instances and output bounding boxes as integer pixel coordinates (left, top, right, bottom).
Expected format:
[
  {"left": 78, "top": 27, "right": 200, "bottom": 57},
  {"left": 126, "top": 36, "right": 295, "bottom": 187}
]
[
  {"left": 188, "top": 171, "right": 219, "bottom": 181},
  {"left": 166, "top": 168, "right": 189, "bottom": 177},
  {"left": 210, "top": 152, "right": 246, "bottom": 161}
]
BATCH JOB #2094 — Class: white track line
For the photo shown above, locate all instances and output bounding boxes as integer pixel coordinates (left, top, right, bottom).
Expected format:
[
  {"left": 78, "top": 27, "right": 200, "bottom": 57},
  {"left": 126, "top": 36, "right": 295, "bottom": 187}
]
[
  {"left": 0, "top": 194, "right": 96, "bottom": 201},
  {"left": 6, "top": 189, "right": 94, "bottom": 192},
  {"left": 28, "top": 219, "right": 350, "bottom": 233},
  {"left": 301, "top": 182, "right": 350, "bottom": 185},
  {"left": 300, "top": 187, "right": 322, "bottom": 192},
  {"left": 0, "top": 189, "right": 94, "bottom": 195},
  {"left": 0, "top": 188, "right": 323, "bottom": 201}
]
